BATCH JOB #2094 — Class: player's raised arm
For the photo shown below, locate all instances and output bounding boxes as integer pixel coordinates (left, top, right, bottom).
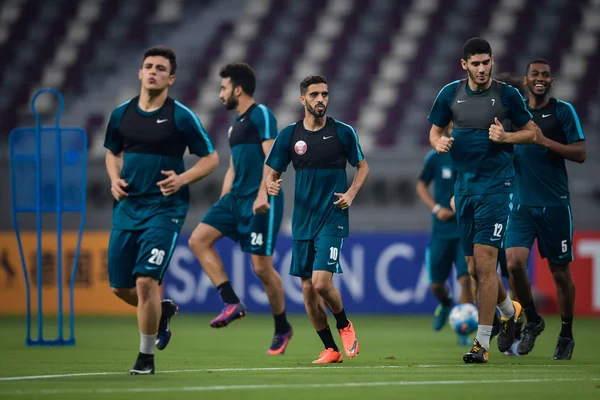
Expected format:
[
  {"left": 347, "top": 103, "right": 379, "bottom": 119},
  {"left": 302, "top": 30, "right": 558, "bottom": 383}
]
[
  {"left": 536, "top": 101, "right": 586, "bottom": 163},
  {"left": 427, "top": 81, "right": 458, "bottom": 153},
  {"left": 491, "top": 83, "right": 537, "bottom": 144},
  {"left": 173, "top": 101, "right": 219, "bottom": 190},
  {"left": 104, "top": 106, "right": 129, "bottom": 201}
]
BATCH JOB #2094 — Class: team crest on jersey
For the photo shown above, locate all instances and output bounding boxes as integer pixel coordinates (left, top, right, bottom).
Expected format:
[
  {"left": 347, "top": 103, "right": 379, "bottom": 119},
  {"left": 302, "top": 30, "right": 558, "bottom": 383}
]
[
  {"left": 228, "top": 126, "right": 233, "bottom": 138},
  {"left": 442, "top": 167, "right": 452, "bottom": 179},
  {"left": 294, "top": 140, "right": 307, "bottom": 155}
]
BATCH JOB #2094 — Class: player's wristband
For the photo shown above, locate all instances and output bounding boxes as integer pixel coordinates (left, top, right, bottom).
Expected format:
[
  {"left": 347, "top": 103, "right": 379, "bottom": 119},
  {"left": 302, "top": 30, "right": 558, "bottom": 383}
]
[{"left": 432, "top": 204, "right": 441, "bottom": 215}]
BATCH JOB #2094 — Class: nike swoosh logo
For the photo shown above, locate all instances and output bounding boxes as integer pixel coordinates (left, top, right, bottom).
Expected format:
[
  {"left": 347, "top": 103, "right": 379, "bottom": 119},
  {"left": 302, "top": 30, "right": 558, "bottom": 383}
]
[
  {"left": 457, "top": 100, "right": 466, "bottom": 103},
  {"left": 145, "top": 265, "right": 160, "bottom": 270},
  {"left": 250, "top": 246, "right": 261, "bottom": 251},
  {"left": 323, "top": 136, "right": 333, "bottom": 140},
  {"left": 558, "top": 253, "right": 570, "bottom": 259},
  {"left": 327, "top": 261, "right": 337, "bottom": 266},
  {"left": 157, "top": 119, "right": 168, "bottom": 123},
  {"left": 348, "top": 339, "right": 358, "bottom": 355},
  {"left": 542, "top": 114, "right": 551, "bottom": 118},
  {"left": 490, "top": 237, "right": 501, "bottom": 242}
]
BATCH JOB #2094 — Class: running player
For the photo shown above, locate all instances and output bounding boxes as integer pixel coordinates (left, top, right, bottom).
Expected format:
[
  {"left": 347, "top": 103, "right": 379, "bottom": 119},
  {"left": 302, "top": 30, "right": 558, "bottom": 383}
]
[
  {"left": 188, "top": 62, "right": 292, "bottom": 355},
  {"left": 505, "top": 59, "right": 585, "bottom": 360},
  {"left": 428, "top": 37, "right": 538, "bottom": 363},
  {"left": 265, "top": 75, "right": 369, "bottom": 364},
  {"left": 105, "top": 46, "right": 218, "bottom": 374}
]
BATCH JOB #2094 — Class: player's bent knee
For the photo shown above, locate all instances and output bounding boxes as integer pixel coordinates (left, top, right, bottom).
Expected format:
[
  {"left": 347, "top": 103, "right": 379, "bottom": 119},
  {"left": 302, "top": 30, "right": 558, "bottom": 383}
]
[
  {"left": 188, "top": 223, "right": 219, "bottom": 250},
  {"left": 135, "top": 276, "right": 159, "bottom": 299},
  {"left": 549, "top": 263, "right": 571, "bottom": 281},
  {"left": 251, "top": 255, "right": 275, "bottom": 278}
]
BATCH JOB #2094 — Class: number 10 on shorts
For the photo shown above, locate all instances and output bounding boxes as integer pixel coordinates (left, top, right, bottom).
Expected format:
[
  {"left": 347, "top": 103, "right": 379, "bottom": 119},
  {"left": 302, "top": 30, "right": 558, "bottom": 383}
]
[{"left": 329, "top": 246, "right": 339, "bottom": 260}]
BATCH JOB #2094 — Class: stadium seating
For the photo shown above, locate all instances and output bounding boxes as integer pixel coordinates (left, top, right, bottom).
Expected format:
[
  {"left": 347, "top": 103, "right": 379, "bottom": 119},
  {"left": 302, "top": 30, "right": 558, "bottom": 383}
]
[{"left": 0, "top": 0, "right": 597, "bottom": 151}]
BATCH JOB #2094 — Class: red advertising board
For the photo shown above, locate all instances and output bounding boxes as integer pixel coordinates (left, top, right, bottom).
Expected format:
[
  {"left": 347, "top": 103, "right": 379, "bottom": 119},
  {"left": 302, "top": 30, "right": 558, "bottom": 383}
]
[{"left": 533, "top": 231, "right": 600, "bottom": 315}]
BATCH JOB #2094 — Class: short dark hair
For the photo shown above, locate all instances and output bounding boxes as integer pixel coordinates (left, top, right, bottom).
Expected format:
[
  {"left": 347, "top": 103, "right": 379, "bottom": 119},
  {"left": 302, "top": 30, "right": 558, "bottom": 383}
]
[
  {"left": 526, "top": 58, "right": 551, "bottom": 75},
  {"left": 496, "top": 72, "right": 526, "bottom": 96},
  {"left": 143, "top": 46, "right": 177, "bottom": 75},
  {"left": 219, "top": 63, "right": 256, "bottom": 96},
  {"left": 300, "top": 75, "right": 327, "bottom": 95},
  {"left": 462, "top": 37, "right": 492, "bottom": 61}
]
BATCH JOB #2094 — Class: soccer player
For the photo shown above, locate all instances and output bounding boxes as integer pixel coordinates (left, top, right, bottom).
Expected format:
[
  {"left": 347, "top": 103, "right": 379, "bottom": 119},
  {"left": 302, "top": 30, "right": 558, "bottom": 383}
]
[
  {"left": 188, "top": 62, "right": 293, "bottom": 355},
  {"left": 264, "top": 75, "right": 369, "bottom": 364},
  {"left": 416, "top": 121, "right": 474, "bottom": 346},
  {"left": 505, "top": 59, "right": 585, "bottom": 360},
  {"left": 428, "top": 37, "right": 539, "bottom": 363},
  {"left": 104, "top": 46, "right": 219, "bottom": 375}
]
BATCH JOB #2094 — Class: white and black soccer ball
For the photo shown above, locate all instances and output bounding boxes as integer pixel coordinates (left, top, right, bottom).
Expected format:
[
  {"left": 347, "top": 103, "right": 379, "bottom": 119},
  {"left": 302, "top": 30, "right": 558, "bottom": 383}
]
[{"left": 448, "top": 303, "right": 478, "bottom": 334}]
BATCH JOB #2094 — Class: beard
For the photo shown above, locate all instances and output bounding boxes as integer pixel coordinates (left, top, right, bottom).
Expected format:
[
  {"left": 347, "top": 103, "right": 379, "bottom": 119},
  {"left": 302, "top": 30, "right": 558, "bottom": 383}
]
[
  {"left": 222, "top": 92, "right": 238, "bottom": 110},
  {"left": 306, "top": 102, "right": 327, "bottom": 117},
  {"left": 467, "top": 66, "right": 492, "bottom": 88}
]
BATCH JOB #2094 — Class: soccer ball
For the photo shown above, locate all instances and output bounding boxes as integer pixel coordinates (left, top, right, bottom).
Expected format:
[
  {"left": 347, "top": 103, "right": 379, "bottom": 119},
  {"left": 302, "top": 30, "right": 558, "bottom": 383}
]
[{"left": 448, "top": 303, "right": 478, "bottom": 334}]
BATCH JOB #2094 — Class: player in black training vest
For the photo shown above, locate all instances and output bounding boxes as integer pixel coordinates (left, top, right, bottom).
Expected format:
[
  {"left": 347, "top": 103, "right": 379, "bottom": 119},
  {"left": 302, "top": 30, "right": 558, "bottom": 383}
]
[
  {"left": 265, "top": 75, "right": 369, "bottom": 363},
  {"left": 104, "top": 47, "right": 218, "bottom": 375}
]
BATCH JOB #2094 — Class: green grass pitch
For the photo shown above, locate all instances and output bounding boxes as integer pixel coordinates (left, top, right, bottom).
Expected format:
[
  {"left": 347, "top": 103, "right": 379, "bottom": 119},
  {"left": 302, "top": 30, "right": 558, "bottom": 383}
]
[{"left": 1, "top": 314, "right": 599, "bottom": 399}]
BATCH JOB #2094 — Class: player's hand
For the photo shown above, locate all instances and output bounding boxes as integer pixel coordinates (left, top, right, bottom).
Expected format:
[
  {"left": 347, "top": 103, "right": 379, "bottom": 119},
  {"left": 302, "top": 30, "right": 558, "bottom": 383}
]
[
  {"left": 489, "top": 117, "right": 507, "bottom": 143},
  {"left": 450, "top": 196, "right": 456, "bottom": 212},
  {"left": 333, "top": 192, "right": 354, "bottom": 209},
  {"left": 157, "top": 170, "right": 184, "bottom": 196},
  {"left": 267, "top": 179, "right": 282, "bottom": 197},
  {"left": 253, "top": 192, "right": 270, "bottom": 215},
  {"left": 534, "top": 125, "right": 547, "bottom": 146},
  {"left": 110, "top": 178, "right": 129, "bottom": 201},
  {"left": 436, "top": 207, "right": 455, "bottom": 221},
  {"left": 435, "top": 136, "right": 454, "bottom": 154}
]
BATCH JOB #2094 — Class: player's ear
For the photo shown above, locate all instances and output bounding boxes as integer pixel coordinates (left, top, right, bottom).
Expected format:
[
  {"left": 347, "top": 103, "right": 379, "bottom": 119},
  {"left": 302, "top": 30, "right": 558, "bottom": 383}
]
[
  {"left": 138, "top": 69, "right": 143, "bottom": 81},
  {"left": 491, "top": 55, "right": 495, "bottom": 65},
  {"left": 300, "top": 95, "right": 306, "bottom": 106},
  {"left": 233, "top": 86, "right": 243, "bottom": 98},
  {"left": 168, "top": 75, "right": 176, "bottom": 86},
  {"left": 460, "top": 59, "right": 467, "bottom": 71}
]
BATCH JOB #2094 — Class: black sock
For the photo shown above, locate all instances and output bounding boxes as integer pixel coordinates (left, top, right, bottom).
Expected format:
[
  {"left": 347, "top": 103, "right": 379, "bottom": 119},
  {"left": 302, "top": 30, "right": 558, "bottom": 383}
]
[
  {"left": 333, "top": 308, "right": 350, "bottom": 330},
  {"left": 273, "top": 310, "right": 291, "bottom": 334},
  {"left": 216, "top": 281, "right": 240, "bottom": 304},
  {"left": 317, "top": 326, "right": 339, "bottom": 351},
  {"left": 560, "top": 316, "right": 573, "bottom": 338},
  {"left": 440, "top": 295, "right": 453, "bottom": 307},
  {"left": 523, "top": 301, "right": 541, "bottom": 323}
]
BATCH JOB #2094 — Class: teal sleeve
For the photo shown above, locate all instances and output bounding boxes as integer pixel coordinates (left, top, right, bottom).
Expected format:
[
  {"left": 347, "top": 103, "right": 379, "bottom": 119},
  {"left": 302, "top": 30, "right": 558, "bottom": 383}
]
[
  {"left": 250, "top": 104, "right": 278, "bottom": 140},
  {"left": 556, "top": 100, "right": 585, "bottom": 143},
  {"left": 335, "top": 120, "right": 365, "bottom": 167},
  {"left": 174, "top": 100, "right": 215, "bottom": 156},
  {"left": 501, "top": 84, "right": 533, "bottom": 129},
  {"left": 427, "top": 80, "right": 459, "bottom": 127},
  {"left": 103, "top": 100, "right": 130, "bottom": 153},
  {"left": 418, "top": 150, "right": 437, "bottom": 185},
  {"left": 265, "top": 124, "right": 295, "bottom": 172}
]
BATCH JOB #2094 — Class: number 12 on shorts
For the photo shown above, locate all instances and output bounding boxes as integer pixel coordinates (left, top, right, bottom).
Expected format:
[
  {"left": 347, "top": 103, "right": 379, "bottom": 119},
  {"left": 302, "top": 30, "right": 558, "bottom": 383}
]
[{"left": 493, "top": 223, "right": 503, "bottom": 238}]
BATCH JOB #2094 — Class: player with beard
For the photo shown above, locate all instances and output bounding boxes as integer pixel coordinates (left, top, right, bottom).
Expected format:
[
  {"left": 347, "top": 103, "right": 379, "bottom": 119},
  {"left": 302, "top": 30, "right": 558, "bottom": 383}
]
[
  {"left": 265, "top": 75, "right": 369, "bottom": 364},
  {"left": 505, "top": 59, "right": 586, "bottom": 360},
  {"left": 188, "top": 63, "right": 293, "bottom": 355},
  {"left": 428, "top": 38, "right": 539, "bottom": 363}
]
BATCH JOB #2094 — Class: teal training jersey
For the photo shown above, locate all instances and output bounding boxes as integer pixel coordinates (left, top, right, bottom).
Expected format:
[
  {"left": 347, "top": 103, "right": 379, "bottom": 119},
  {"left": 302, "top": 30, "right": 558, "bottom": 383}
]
[
  {"left": 513, "top": 98, "right": 585, "bottom": 206},
  {"left": 428, "top": 79, "right": 532, "bottom": 196},
  {"left": 229, "top": 103, "right": 278, "bottom": 198},
  {"left": 418, "top": 150, "right": 459, "bottom": 239},
  {"left": 265, "top": 118, "right": 364, "bottom": 240},
  {"left": 104, "top": 97, "right": 215, "bottom": 231}
]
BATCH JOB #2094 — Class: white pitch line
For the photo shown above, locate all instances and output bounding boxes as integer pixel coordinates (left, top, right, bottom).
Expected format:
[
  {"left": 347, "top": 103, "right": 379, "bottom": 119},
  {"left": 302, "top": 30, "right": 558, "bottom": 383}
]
[
  {"left": 0, "top": 364, "right": 597, "bottom": 382},
  {"left": 2, "top": 377, "right": 599, "bottom": 396}
]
